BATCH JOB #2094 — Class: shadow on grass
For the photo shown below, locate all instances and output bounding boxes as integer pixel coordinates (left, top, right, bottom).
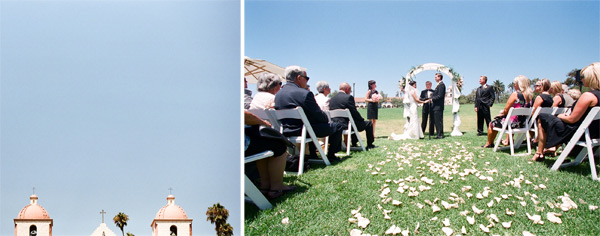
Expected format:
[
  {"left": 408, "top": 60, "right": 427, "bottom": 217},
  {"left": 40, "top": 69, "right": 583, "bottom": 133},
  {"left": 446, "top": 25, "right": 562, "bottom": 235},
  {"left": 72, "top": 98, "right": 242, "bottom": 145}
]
[{"left": 245, "top": 152, "right": 359, "bottom": 220}]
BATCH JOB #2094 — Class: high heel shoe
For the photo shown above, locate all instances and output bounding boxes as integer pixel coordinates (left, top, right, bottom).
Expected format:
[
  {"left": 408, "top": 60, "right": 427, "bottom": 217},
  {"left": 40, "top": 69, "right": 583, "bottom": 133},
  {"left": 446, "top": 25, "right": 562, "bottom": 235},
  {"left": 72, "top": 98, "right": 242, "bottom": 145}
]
[{"left": 532, "top": 152, "right": 545, "bottom": 162}]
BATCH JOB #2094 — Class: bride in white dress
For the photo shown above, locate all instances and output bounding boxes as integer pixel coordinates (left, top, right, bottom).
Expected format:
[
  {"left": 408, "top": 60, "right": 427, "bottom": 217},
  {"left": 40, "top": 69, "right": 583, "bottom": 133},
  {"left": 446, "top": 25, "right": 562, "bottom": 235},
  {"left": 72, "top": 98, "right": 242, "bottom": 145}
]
[{"left": 390, "top": 81, "right": 430, "bottom": 140}]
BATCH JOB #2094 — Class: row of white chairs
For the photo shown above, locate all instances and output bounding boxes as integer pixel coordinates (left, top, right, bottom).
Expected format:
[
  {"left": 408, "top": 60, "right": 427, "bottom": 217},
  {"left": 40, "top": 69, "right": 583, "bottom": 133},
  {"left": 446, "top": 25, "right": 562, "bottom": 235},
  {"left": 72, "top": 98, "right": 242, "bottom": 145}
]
[
  {"left": 493, "top": 106, "right": 600, "bottom": 181},
  {"left": 245, "top": 107, "right": 367, "bottom": 209}
]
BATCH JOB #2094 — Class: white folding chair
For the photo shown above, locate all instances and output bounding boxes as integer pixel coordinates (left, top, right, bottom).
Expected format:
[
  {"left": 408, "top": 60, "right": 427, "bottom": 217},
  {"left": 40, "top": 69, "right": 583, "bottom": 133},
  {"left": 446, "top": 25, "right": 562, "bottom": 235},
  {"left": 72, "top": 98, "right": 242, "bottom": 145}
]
[
  {"left": 272, "top": 107, "right": 330, "bottom": 175},
  {"left": 326, "top": 109, "right": 366, "bottom": 155},
  {"left": 247, "top": 108, "right": 281, "bottom": 130},
  {"left": 550, "top": 107, "right": 600, "bottom": 181},
  {"left": 493, "top": 107, "right": 533, "bottom": 155},
  {"left": 244, "top": 151, "right": 274, "bottom": 210}
]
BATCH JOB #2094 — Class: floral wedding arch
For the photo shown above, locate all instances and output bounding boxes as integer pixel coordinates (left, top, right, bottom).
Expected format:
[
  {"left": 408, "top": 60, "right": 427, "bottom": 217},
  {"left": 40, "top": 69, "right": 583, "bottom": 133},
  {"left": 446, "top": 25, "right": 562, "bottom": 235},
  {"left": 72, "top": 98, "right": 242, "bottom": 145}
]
[{"left": 401, "top": 63, "right": 464, "bottom": 136}]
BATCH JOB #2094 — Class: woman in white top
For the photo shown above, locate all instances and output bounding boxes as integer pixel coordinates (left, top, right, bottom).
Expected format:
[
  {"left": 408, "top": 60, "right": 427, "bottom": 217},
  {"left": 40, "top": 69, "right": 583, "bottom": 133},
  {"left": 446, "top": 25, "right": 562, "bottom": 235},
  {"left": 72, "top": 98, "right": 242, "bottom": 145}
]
[
  {"left": 390, "top": 81, "right": 430, "bottom": 140},
  {"left": 249, "top": 73, "right": 283, "bottom": 110}
]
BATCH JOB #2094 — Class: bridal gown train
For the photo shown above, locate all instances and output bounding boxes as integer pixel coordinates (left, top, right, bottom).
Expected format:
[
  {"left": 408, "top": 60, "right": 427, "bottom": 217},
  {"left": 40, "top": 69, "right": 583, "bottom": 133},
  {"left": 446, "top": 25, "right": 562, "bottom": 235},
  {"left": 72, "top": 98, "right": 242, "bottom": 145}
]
[{"left": 390, "top": 87, "right": 424, "bottom": 140}]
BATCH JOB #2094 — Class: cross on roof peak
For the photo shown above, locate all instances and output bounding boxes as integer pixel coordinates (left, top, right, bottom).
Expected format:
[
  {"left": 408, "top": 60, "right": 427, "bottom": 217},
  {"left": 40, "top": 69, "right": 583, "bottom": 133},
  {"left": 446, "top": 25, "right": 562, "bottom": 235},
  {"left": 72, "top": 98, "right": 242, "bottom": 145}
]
[{"left": 100, "top": 209, "right": 106, "bottom": 223}]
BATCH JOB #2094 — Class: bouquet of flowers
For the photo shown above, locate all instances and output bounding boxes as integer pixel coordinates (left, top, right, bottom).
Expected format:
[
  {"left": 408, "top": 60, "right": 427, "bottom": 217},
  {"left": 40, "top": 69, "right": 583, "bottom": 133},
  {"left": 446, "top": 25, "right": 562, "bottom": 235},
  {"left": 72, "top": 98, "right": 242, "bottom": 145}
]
[
  {"left": 454, "top": 77, "right": 464, "bottom": 92},
  {"left": 372, "top": 93, "right": 383, "bottom": 102}
]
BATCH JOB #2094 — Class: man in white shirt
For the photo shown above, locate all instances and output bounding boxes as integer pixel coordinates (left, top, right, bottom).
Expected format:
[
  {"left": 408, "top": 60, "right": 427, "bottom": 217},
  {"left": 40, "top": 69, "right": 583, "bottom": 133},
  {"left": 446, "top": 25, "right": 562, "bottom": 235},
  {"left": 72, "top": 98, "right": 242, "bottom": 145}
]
[{"left": 315, "top": 81, "right": 331, "bottom": 111}]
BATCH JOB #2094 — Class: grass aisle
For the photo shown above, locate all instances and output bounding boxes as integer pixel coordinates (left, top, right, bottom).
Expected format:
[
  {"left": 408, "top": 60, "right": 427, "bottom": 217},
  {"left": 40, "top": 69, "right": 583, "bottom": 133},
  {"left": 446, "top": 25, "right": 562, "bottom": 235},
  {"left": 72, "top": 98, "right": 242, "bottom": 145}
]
[{"left": 245, "top": 108, "right": 600, "bottom": 235}]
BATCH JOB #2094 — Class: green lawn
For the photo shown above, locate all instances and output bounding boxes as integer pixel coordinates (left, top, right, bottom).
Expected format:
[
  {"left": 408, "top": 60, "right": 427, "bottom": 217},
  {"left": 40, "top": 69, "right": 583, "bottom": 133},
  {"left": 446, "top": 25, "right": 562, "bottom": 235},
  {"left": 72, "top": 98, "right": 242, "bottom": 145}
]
[{"left": 245, "top": 105, "right": 600, "bottom": 235}]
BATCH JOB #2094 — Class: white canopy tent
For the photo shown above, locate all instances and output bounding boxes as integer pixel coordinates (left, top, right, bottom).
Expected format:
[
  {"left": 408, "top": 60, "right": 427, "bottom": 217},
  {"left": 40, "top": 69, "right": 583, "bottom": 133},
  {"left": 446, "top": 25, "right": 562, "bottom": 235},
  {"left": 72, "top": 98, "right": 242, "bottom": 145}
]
[{"left": 244, "top": 56, "right": 285, "bottom": 84}]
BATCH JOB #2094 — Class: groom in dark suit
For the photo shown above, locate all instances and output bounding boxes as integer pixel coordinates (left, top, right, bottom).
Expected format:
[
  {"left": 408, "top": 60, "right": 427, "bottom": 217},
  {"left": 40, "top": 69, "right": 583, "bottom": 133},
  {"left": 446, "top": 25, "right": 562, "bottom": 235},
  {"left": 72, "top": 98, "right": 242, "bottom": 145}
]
[
  {"left": 329, "top": 82, "right": 375, "bottom": 149},
  {"left": 431, "top": 73, "right": 446, "bottom": 139},
  {"left": 475, "top": 76, "right": 495, "bottom": 136},
  {"left": 420, "top": 81, "right": 435, "bottom": 135}
]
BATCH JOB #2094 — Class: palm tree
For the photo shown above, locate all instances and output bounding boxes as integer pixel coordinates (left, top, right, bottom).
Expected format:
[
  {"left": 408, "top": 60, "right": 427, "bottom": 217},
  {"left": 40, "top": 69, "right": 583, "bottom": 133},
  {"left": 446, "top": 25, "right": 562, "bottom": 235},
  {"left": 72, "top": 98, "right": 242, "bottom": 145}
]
[
  {"left": 492, "top": 80, "right": 505, "bottom": 103},
  {"left": 206, "top": 203, "right": 233, "bottom": 236},
  {"left": 113, "top": 212, "right": 129, "bottom": 236},
  {"left": 507, "top": 82, "right": 515, "bottom": 93}
]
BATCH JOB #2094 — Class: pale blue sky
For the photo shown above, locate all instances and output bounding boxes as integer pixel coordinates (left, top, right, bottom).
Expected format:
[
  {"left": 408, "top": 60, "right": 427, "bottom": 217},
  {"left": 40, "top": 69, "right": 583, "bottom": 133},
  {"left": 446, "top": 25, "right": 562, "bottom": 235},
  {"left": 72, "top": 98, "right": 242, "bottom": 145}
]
[
  {"left": 246, "top": 0, "right": 599, "bottom": 98},
  {"left": 1, "top": 1, "right": 240, "bottom": 235}
]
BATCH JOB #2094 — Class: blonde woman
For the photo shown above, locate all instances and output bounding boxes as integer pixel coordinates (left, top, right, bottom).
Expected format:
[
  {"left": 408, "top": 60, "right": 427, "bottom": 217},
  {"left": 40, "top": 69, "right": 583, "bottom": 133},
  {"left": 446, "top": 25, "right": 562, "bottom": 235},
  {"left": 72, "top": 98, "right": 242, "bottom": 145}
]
[
  {"left": 482, "top": 75, "right": 533, "bottom": 148},
  {"left": 534, "top": 62, "right": 600, "bottom": 161},
  {"left": 550, "top": 81, "right": 566, "bottom": 107}
]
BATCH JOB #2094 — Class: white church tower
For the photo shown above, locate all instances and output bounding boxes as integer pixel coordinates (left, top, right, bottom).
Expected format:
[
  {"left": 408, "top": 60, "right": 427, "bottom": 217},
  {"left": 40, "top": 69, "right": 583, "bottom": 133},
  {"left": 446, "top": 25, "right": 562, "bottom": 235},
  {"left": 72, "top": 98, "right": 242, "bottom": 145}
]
[
  {"left": 151, "top": 194, "right": 193, "bottom": 236},
  {"left": 14, "top": 194, "right": 53, "bottom": 236}
]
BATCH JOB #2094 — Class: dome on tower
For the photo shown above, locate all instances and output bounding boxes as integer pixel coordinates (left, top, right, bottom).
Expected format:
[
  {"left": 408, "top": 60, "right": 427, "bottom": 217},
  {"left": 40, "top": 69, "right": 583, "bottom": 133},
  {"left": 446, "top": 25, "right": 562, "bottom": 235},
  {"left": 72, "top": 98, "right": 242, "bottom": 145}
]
[
  {"left": 17, "top": 194, "right": 50, "bottom": 219},
  {"left": 154, "top": 195, "right": 188, "bottom": 219}
]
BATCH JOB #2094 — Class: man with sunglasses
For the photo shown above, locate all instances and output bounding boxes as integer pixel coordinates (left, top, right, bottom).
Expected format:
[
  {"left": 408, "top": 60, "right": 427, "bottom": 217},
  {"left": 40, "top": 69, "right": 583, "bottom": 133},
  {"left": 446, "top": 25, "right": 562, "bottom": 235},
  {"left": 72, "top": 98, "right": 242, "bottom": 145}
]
[{"left": 274, "top": 65, "right": 345, "bottom": 162}]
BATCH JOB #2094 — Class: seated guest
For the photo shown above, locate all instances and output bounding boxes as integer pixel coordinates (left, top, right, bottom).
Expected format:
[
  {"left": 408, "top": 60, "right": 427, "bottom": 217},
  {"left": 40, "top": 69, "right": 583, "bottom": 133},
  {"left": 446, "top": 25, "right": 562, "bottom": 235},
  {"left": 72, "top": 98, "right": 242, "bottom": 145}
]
[
  {"left": 274, "top": 65, "right": 344, "bottom": 162},
  {"left": 244, "top": 77, "right": 253, "bottom": 109},
  {"left": 482, "top": 75, "right": 533, "bottom": 148},
  {"left": 534, "top": 62, "right": 600, "bottom": 161},
  {"left": 562, "top": 84, "right": 575, "bottom": 108},
  {"left": 315, "top": 81, "right": 331, "bottom": 111},
  {"left": 550, "top": 81, "right": 566, "bottom": 107},
  {"left": 244, "top": 111, "right": 295, "bottom": 199},
  {"left": 329, "top": 82, "right": 376, "bottom": 149},
  {"left": 568, "top": 88, "right": 582, "bottom": 101},
  {"left": 250, "top": 73, "right": 283, "bottom": 110},
  {"left": 532, "top": 78, "right": 553, "bottom": 111}
]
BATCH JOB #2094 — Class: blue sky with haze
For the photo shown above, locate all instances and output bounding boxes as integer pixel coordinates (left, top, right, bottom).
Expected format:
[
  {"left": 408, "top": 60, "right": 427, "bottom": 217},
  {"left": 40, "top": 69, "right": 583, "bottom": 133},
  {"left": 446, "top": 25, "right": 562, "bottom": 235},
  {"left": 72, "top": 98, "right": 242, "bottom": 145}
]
[
  {"left": 246, "top": 1, "right": 599, "bottom": 98},
  {"left": 1, "top": 1, "right": 240, "bottom": 235}
]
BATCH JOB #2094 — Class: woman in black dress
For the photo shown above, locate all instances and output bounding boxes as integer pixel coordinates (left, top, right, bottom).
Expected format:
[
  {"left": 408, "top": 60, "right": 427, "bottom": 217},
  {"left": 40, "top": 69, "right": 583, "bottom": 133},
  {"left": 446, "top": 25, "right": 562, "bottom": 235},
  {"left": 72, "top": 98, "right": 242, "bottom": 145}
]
[
  {"left": 366, "top": 80, "right": 379, "bottom": 137},
  {"left": 550, "top": 81, "right": 566, "bottom": 107},
  {"left": 534, "top": 62, "right": 600, "bottom": 161}
]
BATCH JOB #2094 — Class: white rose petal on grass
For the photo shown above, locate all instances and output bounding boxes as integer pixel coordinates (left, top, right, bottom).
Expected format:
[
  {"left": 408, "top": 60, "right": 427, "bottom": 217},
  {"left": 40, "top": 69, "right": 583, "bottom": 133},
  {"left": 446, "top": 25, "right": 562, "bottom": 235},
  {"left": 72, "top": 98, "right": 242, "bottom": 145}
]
[
  {"left": 408, "top": 191, "right": 419, "bottom": 197},
  {"left": 494, "top": 197, "right": 502, "bottom": 203},
  {"left": 432, "top": 205, "right": 441, "bottom": 213},
  {"left": 414, "top": 222, "right": 420, "bottom": 233},
  {"left": 506, "top": 208, "right": 515, "bottom": 216},
  {"left": 487, "top": 214, "right": 500, "bottom": 223},
  {"left": 392, "top": 200, "right": 402, "bottom": 206},
  {"left": 476, "top": 193, "right": 484, "bottom": 199},
  {"left": 589, "top": 205, "right": 598, "bottom": 210},
  {"left": 281, "top": 217, "right": 289, "bottom": 224},
  {"left": 442, "top": 227, "right": 454, "bottom": 236},
  {"left": 547, "top": 212, "right": 563, "bottom": 224},
  {"left": 501, "top": 194, "right": 509, "bottom": 199},
  {"left": 402, "top": 227, "right": 410, "bottom": 236},
  {"left": 385, "top": 225, "right": 402, "bottom": 235},
  {"left": 487, "top": 200, "right": 494, "bottom": 208},
  {"left": 442, "top": 218, "right": 451, "bottom": 227},
  {"left": 431, "top": 216, "right": 439, "bottom": 221},
  {"left": 526, "top": 213, "right": 544, "bottom": 225},
  {"left": 520, "top": 201, "right": 527, "bottom": 207},
  {"left": 462, "top": 186, "right": 472, "bottom": 192},
  {"left": 472, "top": 205, "right": 484, "bottom": 215},
  {"left": 459, "top": 210, "right": 470, "bottom": 216},
  {"left": 479, "top": 224, "right": 490, "bottom": 233},
  {"left": 351, "top": 206, "right": 362, "bottom": 216},
  {"left": 357, "top": 217, "right": 370, "bottom": 228},
  {"left": 466, "top": 193, "right": 473, "bottom": 199},
  {"left": 349, "top": 218, "right": 358, "bottom": 223},
  {"left": 467, "top": 216, "right": 475, "bottom": 225},
  {"left": 523, "top": 231, "right": 536, "bottom": 236},
  {"left": 461, "top": 226, "right": 467, "bottom": 235},
  {"left": 416, "top": 203, "right": 424, "bottom": 209},
  {"left": 502, "top": 221, "right": 512, "bottom": 229},
  {"left": 350, "top": 229, "right": 363, "bottom": 236}
]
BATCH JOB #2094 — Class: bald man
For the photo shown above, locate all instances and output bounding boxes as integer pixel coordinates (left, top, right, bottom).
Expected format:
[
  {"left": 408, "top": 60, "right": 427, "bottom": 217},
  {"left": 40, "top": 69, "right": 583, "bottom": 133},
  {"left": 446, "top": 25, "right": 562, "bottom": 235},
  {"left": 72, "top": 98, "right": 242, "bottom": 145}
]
[{"left": 329, "top": 82, "right": 375, "bottom": 149}]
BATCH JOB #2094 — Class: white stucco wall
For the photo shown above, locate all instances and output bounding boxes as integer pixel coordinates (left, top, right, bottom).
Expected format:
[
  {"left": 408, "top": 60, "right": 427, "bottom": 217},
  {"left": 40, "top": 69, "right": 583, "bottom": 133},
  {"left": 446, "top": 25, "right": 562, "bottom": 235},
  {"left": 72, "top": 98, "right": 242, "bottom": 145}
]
[
  {"left": 152, "top": 221, "right": 192, "bottom": 236},
  {"left": 15, "top": 221, "right": 52, "bottom": 236}
]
